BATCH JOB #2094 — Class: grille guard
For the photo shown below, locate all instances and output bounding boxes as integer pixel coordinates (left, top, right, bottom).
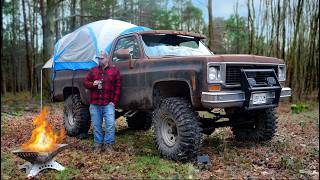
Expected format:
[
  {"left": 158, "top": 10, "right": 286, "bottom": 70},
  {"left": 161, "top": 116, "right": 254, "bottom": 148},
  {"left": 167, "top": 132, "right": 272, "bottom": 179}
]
[{"left": 240, "top": 69, "right": 282, "bottom": 110}]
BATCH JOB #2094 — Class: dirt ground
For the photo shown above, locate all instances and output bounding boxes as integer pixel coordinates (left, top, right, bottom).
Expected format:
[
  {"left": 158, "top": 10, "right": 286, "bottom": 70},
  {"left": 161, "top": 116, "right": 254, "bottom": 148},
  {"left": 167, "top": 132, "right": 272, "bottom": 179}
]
[{"left": 1, "top": 93, "right": 319, "bottom": 179}]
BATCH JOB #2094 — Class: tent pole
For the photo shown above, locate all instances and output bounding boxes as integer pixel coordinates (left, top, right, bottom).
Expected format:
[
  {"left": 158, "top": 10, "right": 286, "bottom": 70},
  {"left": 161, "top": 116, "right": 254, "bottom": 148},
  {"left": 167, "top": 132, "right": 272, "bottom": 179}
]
[{"left": 40, "top": 68, "right": 43, "bottom": 110}]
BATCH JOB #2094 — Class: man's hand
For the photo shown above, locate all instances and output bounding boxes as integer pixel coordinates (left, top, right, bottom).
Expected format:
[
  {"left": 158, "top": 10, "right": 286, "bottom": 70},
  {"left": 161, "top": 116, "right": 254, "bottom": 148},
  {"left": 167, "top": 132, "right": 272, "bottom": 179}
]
[{"left": 93, "top": 80, "right": 100, "bottom": 86}]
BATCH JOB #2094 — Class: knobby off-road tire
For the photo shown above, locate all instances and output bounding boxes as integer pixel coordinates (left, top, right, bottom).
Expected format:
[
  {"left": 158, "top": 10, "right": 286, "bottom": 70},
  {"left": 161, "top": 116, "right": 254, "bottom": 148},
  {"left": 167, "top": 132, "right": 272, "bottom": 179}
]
[
  {"left": 64, "top": 94, "right": 91, "bottom": 137},
  {"left": 230, "top": 108, "right": 278, "bottom": 141},
  {"left": 126, "top": 112, "right": 152, "bottom": 130},
  {"left": 153, "top": 97, "right": 202, "bottom": 162}
]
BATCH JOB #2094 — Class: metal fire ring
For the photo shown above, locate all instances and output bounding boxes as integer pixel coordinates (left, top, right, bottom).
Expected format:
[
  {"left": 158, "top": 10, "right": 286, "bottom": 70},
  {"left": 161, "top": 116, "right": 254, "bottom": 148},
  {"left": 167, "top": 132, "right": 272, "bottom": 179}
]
[{"left": 12, "top": 144, "right": 68, "bottom": 178}]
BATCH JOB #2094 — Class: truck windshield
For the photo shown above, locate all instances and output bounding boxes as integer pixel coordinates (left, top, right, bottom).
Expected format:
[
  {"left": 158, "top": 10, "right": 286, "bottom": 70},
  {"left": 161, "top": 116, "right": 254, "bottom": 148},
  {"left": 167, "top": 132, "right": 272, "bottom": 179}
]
[{"left": 141, "top": 34, "right": 213, "bottom": 57}]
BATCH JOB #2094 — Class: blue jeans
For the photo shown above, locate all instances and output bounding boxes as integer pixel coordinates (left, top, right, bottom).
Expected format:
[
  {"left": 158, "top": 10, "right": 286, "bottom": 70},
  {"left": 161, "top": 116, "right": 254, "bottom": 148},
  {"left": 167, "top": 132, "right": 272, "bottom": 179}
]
[{"left": 89, "top": 104, "right": 115, "bottom": 145}]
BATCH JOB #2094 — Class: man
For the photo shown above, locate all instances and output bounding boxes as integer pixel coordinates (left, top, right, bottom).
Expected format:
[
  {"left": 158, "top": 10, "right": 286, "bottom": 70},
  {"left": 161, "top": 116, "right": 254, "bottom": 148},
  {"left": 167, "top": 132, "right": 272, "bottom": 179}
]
[{"left": 83, "top": 51, "right": 121, "bottom": 153}]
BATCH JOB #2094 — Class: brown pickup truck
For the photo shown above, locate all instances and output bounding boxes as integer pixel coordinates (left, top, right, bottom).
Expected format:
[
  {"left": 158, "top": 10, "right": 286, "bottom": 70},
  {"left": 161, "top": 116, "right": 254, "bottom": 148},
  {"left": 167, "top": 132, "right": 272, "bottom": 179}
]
[{"left": 52, "top": 30, "right": 291, "bottom": 161}]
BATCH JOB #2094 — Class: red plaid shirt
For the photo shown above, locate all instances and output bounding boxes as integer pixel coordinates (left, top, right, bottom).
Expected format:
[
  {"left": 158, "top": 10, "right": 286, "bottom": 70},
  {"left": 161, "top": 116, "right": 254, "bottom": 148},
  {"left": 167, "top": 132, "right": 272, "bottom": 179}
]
[{"left": 83, "top": 65, "right": 121, "bottom": 106}]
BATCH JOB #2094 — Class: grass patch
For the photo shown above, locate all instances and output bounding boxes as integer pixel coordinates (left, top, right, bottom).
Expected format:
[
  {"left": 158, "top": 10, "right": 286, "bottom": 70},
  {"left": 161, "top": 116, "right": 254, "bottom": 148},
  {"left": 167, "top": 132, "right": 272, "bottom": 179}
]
[
  {"left": 272, "top": 137, "right": 289, "bottom": 153},
  {"left": 55, "top": 167, "right": 80, "bottom": 180},
  {"left": 279, "top": 155, "right": 303, "bottom": 175},
  {"left": 1, "top": 153, "right": 16, "bottom": 180},
  {"left": 128, "top": 156, "right": 196, "bottom": 179},
  {"left": 116, "top": 129, "right": 157, "bottom": 155},
  {"left": 291, "top": 103, "right": 308, "bottom": 114},
  {"left": 306, "top": 147, "right": 319, "bottom": 159}
]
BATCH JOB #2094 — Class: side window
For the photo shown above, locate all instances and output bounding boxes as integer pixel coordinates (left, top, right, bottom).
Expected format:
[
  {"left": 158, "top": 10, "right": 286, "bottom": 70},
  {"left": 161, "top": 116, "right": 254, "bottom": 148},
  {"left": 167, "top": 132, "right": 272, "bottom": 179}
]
[{"left": 112, "top": 36, "right": 141, "bottom": 62}]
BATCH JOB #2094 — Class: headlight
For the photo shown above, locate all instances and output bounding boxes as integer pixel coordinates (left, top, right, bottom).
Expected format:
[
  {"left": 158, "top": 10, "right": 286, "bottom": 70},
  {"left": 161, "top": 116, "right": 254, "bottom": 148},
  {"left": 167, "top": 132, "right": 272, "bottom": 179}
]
[
  {"left": 278, "top": 64, "right": 286, "bottom": 81},
  {"left": 208, "top": 66, "right": 222, "bottom": 83}
]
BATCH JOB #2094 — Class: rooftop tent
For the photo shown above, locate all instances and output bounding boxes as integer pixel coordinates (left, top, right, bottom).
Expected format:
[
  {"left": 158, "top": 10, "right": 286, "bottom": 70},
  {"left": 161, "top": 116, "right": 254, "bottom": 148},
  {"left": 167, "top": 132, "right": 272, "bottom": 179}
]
[{"left": 53, "top": 19, "right": 151, "bottom": 71}]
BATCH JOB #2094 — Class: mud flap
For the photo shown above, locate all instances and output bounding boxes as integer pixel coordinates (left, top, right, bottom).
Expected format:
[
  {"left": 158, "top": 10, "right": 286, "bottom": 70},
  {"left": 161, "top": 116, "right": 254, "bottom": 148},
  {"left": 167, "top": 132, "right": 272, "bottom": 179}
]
[{"left": 240, "top": 69, "right": 282, "bottom": 110}]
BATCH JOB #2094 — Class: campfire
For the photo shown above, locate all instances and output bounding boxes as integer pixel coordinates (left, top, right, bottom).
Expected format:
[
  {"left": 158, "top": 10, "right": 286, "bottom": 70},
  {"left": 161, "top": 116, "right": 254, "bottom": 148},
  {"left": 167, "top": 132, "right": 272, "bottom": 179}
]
[
  {"left": 13, "top": 107, "right": 68, "bottom": 178},
  {"left": 22, "top": 107, "right": 65, "bottom": 152}
]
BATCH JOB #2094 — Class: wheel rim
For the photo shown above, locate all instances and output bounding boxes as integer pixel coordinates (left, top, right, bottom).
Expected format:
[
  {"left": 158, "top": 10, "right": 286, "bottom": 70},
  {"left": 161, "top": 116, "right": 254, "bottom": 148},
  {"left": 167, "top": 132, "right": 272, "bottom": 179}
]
[{"left": 160, "top": 116, "right": 178, "bottom": 147}]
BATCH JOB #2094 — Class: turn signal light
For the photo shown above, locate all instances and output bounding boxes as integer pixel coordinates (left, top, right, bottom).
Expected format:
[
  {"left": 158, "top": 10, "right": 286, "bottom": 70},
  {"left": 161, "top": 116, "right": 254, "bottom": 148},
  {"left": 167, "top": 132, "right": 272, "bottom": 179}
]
[{"left": 208, "top": 85, "right": 221, "bottom": 91}]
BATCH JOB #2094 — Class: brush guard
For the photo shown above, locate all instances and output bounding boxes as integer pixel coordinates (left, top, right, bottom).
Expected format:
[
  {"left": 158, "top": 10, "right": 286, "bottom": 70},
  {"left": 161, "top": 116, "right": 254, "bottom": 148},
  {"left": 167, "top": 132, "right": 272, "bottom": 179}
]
[{"left": 240, "top": 69, "right": 281, "bottom": 110}]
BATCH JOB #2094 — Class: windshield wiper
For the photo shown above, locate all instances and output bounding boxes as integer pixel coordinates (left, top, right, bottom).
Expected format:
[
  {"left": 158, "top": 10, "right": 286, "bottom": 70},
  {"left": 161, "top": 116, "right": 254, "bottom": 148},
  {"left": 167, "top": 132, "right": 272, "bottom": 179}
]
[{"left": 161, "top": 55, "right": 181, "bottom": 57}]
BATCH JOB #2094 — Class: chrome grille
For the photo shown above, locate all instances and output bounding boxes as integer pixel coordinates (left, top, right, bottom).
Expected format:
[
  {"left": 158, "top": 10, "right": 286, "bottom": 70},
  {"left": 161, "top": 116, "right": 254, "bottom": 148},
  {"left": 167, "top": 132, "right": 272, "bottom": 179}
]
[{"left": 226, "top": 65, "right": 278, "bottom": 85}]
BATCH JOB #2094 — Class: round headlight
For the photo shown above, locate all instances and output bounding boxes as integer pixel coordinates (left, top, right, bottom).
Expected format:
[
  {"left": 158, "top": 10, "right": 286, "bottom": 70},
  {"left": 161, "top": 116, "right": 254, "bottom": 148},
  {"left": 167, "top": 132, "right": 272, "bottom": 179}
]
[{"left": 209, "top": 73, "right": 216, "bottom": 80}]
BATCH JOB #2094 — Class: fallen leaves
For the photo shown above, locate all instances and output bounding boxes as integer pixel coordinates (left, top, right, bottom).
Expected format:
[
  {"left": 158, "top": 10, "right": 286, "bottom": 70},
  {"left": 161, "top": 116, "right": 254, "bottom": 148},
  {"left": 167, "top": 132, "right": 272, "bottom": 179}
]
[{"left": 1, "top": 102, "right": 319, "bottom": 179}]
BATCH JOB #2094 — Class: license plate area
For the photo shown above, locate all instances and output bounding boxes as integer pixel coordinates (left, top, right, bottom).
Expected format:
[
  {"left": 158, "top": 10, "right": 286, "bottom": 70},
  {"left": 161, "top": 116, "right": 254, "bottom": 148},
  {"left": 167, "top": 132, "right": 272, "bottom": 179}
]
[
  {"left": 240, "top": 68, "right": 282, "bottom": 110},
  {"left": 252, "top": 93, "right": 267, "bottom": 105}
]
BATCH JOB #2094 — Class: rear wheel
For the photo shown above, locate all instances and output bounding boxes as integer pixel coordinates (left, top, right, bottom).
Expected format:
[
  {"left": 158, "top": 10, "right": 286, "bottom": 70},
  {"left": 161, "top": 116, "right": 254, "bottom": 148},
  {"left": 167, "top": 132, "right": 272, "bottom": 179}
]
[
  {"left": 230, "top": 108, "right": 277, "bottom": 141},
  {"left": 63, "top": 94, "right": 91, "bottom": 137},
  {"left": 126, "top": 112, "right": 152, "bottom": 130},
  {"left": 153, "top": 97, "right": 202, "bottom": 162}
]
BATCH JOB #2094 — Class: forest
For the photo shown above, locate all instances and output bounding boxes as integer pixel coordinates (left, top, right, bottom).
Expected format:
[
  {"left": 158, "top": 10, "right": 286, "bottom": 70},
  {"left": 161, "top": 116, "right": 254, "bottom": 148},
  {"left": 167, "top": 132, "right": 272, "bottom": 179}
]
[{"left": 1, "top": 0, "right": 319, "bottom": 101}]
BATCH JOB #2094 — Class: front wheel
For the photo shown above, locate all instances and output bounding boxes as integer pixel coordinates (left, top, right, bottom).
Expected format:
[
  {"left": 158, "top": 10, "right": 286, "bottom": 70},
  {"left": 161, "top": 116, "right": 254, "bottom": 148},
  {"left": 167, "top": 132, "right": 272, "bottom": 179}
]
[
  {"left": 230, "top": 108, "right": 278, "bottom": 141},
  {"left": 63, "top": 94, "right": 91, "bottom": 137},
  {"left": 153, "top": 98, "right": 202, "bottom": 162}
]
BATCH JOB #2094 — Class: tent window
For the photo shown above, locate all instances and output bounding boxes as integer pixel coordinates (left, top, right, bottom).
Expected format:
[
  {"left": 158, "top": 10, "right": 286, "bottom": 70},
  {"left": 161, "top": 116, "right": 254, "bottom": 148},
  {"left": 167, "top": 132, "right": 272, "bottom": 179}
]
[{"left": 112, "top": 36, "right": 140, "bottom": 62}]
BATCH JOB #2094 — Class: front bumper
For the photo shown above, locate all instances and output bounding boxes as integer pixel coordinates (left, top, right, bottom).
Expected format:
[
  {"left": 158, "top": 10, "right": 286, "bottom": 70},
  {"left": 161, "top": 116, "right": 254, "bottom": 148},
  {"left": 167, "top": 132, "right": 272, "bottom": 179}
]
[{"left": 201, "top": 87, "right": 291, "bottom": 108}]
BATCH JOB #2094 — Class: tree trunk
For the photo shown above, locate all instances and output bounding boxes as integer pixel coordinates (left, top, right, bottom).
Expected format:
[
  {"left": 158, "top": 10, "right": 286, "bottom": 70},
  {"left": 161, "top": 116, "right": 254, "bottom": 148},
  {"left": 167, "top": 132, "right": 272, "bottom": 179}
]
[
  {"left": 281, "top": 0, "right": 286, "bottom": 61},
  {"left": 40, "top": 0, "right": 55, "bottom": 94},
  {"left": 80, "top": 0, "right": 84, "bottom": 25},
  {"left": 22, "top": 0, "right": 32, "bottom": 95},
  {"left": 70, "top": 0, "right": 76, "bottom": 31},
  {"left": 1, "top": 0, "right": 6, "bottom": 94},
  {"left": 275, "top": 0, "right": 281, "bottom": 58},
  {"left": 208, "top": 0, "right": 214, "bottom": 51},
  {"left": 11, "top": 0, "right": 17, "bottom": 95},
  {"left": 288, "top": 0, "right": 304, "bottom": 101}
]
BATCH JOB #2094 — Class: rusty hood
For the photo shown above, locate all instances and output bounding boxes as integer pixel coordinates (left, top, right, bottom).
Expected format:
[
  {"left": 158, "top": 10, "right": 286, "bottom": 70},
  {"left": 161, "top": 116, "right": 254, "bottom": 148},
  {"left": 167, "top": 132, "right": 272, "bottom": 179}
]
[
  {"left": 206, "top": 54, "right": 283, "bottom": 64},
  {"left": 148, "top": 54, "right": 284, "bottom": 64}
]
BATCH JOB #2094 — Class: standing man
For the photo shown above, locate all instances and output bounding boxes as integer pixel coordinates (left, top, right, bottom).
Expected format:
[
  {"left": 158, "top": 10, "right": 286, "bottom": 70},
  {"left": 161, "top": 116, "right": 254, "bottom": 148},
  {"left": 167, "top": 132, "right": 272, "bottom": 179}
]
[{"left": 84, "top": 51, "right": 121, "bottom": 153}]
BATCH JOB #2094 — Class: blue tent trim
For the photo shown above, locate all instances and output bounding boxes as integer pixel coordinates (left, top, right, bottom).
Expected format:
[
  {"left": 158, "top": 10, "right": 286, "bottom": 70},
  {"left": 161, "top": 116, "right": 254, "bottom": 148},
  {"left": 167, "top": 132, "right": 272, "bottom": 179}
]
[{"left": 54, "top": 61, "right": 97, "bottom": 71}]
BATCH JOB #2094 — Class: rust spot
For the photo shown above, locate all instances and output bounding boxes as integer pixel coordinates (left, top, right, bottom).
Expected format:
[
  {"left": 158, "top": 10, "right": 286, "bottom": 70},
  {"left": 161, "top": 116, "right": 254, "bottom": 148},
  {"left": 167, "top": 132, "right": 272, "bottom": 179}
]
[{"left": 191, "top": 74, "right": 196, "bottom": 92}]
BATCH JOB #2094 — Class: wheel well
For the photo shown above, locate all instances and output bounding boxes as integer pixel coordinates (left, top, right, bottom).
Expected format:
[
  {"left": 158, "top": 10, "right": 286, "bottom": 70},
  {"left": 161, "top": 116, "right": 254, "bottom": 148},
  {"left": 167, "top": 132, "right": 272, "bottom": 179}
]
[
  {"left": 153, "top": 81, "right": 191, "bottom": 105},
  {"left": 63, "top": 87, "right": 80, "bottom": 100}
]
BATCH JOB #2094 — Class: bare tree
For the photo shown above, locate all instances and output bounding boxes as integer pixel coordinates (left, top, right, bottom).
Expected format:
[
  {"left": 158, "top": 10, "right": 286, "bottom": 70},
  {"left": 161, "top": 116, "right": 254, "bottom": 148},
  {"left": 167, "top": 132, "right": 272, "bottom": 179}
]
[{"left": 208, "top": 0, "right": 214, "bottom": 51}]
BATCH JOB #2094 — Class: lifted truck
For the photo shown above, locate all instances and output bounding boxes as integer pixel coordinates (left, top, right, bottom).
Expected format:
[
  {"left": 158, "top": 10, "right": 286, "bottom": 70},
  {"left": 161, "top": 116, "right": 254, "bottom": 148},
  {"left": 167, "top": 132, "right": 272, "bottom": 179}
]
[{"left": 52, "top": 30, "right": 292, "bottom": 161}]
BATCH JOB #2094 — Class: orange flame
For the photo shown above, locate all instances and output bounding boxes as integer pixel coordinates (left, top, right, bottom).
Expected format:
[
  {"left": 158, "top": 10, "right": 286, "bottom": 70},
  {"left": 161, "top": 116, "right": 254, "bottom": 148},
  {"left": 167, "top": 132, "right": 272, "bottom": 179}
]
[{"left": 22, "top": 107, "right": 65, "bottom": 152}]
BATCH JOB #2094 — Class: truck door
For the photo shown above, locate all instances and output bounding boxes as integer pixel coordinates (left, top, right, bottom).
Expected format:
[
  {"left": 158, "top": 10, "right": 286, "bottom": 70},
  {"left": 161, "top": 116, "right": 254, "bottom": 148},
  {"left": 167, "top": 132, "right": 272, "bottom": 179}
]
[{"left": 110, "top": 35, "right": 145, "bottom": 110}]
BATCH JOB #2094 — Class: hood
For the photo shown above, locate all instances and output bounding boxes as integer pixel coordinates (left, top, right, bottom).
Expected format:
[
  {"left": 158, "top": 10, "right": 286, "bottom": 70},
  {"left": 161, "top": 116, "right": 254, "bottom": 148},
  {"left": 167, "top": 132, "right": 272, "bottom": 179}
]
[
  {"left": 207, "top": 54, "right": 284, "bottom": 64},
  {"left": 148, "top": 54, "right": 284, "bottom": 64}
]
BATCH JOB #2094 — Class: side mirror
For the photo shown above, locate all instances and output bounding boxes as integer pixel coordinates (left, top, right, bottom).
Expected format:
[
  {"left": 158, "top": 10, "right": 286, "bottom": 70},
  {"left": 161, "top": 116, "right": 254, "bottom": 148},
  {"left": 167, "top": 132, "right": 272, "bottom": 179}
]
[
  {"left": 114, "top": 49, "right": 131, "bottom": 60},
  {"left": 114, "top": 49, "right": 135, "bottom": 69}
]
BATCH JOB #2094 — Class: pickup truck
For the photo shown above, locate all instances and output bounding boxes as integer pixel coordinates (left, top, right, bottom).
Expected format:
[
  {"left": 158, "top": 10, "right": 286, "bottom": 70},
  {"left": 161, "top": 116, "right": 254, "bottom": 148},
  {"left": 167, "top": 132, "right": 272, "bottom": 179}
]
[{"left": 52, "top": 30, "right": 292, "bottom": 162}]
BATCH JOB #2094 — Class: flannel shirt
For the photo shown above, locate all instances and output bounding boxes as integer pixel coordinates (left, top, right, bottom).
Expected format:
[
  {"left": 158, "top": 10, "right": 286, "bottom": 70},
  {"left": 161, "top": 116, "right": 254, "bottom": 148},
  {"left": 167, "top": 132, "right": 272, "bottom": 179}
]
[{"left": 83, "top": 65, "right": 121, "bottom": 106}]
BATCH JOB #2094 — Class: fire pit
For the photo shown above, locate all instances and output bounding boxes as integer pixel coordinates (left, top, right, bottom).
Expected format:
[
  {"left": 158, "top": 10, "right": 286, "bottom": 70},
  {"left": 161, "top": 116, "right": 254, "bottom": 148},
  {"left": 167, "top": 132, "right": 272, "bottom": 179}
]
[
  {"left": 13, "top": 107, "right": 67, "bottom": 178},
  {"left": 13, "top": 144, "right": 68, "bottom": 177}
]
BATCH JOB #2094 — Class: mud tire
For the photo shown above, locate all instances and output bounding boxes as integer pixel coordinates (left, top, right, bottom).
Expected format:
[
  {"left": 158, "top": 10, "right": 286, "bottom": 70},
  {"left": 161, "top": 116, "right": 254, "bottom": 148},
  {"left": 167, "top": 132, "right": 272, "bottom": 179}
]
[
  {"left": 231, "top": 108, "right": 277, "bottom": 141},
  {"left": 63, "top": 94, "right": 91, "bottom": 137},
  {"left": 153, "top": 97, "right": 202, "bottom": 162}
]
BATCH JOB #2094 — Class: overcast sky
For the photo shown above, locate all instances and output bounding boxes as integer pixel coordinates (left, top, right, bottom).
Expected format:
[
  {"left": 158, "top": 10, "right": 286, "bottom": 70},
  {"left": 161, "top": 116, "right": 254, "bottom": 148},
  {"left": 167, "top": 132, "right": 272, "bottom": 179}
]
[{"left": 192, "top": 0, "right": 259, "bottom": 22}]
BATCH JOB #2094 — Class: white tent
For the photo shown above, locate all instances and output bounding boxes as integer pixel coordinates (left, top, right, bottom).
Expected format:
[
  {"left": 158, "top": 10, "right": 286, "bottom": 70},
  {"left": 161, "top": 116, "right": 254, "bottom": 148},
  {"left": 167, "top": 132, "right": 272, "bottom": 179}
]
[
  {"left": 53, "top": 19, "right": 151, "bottom": 71},
  {"left": 40, "top": 19, "right": 151, "bottom": 109}
]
